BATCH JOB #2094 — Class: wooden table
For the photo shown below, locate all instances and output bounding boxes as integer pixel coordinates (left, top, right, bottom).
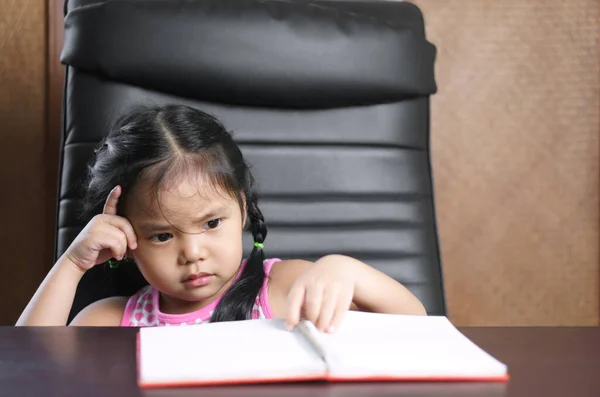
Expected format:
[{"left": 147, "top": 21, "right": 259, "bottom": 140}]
[{"left": 0, "top": 326, "right": 598, "bottom": 396}]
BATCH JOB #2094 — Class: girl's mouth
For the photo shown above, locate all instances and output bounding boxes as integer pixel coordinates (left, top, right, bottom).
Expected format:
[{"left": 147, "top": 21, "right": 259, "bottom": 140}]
[{"left": 182, "top": 273, "right": 214, "bottom": 287}]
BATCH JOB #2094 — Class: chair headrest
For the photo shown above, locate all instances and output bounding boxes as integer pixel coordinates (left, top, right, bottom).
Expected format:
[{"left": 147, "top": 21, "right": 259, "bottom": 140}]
[{"left": 62, "top": 0, "right": 437, "bottom": 108}]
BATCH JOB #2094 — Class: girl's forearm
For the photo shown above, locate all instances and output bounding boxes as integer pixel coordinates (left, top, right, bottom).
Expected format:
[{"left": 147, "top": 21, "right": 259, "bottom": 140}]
[
  {"left": 318, "top": 255, "right": 427, "bottom": 315},
  {"left": 16, "top": 255, "right": 86, "bottom": 326}
]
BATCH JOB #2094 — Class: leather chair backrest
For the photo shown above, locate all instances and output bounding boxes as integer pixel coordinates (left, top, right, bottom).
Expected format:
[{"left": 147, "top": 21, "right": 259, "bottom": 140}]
[{"left": 59, "top": 0, "right": 446, "bottom": 321}]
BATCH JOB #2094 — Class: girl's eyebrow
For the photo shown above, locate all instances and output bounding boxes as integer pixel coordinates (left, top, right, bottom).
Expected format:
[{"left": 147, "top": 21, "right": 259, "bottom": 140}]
[{"left": 137, "top": 206, "right": 228, "bottom": 231}]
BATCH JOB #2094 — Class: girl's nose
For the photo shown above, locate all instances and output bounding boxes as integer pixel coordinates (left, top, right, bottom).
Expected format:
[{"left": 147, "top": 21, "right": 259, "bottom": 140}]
[{"left": 180, "top": 233, "right": 208, "bottom": 265}]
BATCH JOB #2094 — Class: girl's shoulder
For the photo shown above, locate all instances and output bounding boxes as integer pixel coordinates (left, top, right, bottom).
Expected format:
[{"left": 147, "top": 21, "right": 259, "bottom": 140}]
[
  {"left": 69, "top": 296, "right": 128, "bottom": 326},
  {"left": 268, "top": 258, "right": 313, "bottom": 282}
]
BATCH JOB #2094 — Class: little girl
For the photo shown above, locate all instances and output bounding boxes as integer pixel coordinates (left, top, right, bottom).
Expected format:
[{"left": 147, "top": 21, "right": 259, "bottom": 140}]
[{"left": 17, "top": 104, "right": 426, "bottom": 331}]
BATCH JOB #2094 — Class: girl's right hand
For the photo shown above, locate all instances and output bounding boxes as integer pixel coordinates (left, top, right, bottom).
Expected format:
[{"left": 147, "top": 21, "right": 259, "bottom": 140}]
[{"left": 64, "top": 185, "right": 138, "bottom": 272}]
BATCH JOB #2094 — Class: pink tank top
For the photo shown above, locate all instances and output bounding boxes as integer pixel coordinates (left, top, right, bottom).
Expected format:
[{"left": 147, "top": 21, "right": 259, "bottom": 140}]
[{"left": 120, "top": 258, "right": 280, "bottom": 327}]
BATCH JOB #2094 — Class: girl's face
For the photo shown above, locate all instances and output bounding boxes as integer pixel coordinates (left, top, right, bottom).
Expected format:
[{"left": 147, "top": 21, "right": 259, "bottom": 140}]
[{"left": 125, "top": 174, "right": 245, "bottom": 313}]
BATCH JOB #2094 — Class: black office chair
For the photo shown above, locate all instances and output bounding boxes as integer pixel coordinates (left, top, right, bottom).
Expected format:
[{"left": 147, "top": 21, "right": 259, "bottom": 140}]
[{"left": 58, "top": 0, "right": 446, "bottom": 322}]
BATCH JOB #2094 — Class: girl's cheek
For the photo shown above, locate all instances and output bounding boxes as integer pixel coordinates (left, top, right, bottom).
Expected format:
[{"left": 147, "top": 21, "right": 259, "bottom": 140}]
[{"left": 131, "top": 247, "right": 154, "bottom": 267}]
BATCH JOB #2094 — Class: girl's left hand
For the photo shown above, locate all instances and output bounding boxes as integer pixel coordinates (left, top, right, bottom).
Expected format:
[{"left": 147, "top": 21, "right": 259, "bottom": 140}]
[{"left": 285, "top": 257, "right": 356, "bottom": 333}]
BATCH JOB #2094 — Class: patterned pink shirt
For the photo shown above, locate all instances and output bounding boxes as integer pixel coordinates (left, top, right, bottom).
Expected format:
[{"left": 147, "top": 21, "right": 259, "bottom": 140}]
[{"left": 120, "top": 258, "right": 280, "bottom": 327}]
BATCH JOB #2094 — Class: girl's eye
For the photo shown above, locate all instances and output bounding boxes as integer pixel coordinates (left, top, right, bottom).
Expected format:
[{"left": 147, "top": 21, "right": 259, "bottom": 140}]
[
  {"left": 204, "top": 219, "right": 222, "bottom": 230},
  {"left": 150, "top": 233, "right": 172, "bottom": 243}
]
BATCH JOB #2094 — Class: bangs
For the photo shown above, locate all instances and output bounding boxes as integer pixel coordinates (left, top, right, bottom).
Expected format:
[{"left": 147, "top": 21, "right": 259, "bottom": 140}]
[{"left": 130, "top": 146, "right": 243, "bottom": 219}]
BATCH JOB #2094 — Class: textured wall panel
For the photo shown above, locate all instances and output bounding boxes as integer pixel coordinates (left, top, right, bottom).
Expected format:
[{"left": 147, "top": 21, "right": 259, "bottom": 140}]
[{"left": 412, "top": 0, "right": 600, "bottom": 325}]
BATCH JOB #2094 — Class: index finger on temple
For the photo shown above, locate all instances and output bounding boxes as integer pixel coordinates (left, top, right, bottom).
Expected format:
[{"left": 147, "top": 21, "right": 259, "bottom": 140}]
[{"left": 103, "top": 185, "right": 121, "bottom": 215}]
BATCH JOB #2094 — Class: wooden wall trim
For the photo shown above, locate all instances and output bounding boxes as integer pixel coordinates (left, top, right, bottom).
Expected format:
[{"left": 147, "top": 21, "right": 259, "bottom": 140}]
[{"left": 46, "top": 0, "right": 64, "bottom": 270}]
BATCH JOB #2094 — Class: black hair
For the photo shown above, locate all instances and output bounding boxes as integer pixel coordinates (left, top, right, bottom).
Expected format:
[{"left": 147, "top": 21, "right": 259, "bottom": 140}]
[{"left": 83, "top": 104, "right": 267, "bottom": 322}]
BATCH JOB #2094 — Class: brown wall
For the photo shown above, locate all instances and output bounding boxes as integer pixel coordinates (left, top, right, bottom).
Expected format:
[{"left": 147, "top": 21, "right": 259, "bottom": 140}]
[
  {"left": 0, "top": 0, "right": 597, "bottom": 326},
  {"left": 413, "top": 0, "right": 600, "bottom": 325},
  {"left": 0, "top": 0, "right": 49, "bottom": 324}
]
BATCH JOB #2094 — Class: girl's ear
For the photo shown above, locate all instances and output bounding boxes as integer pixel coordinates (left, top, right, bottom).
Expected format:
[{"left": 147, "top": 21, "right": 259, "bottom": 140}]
[{"left": 125, "top": 248, "right": 135, "bottom": 260}]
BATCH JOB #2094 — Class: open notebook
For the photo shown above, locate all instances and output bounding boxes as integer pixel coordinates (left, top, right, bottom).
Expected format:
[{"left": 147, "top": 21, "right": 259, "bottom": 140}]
[{"left": 137, "top": 311, "right": 508, "bottom": 388}]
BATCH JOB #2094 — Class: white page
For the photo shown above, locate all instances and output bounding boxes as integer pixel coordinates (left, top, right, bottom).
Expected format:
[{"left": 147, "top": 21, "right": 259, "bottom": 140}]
[
  {"left": 311, "top": 311, "right": 507, "bottom": 379},
  {"left": 139, "top": 319, "right": 327, "bottom": 386}
]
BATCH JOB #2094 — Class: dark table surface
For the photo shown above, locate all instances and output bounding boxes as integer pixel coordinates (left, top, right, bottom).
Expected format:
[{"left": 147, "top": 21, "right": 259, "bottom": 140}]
[{"left": 0, "top": 326, "right": 598, "bottom": 397}]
